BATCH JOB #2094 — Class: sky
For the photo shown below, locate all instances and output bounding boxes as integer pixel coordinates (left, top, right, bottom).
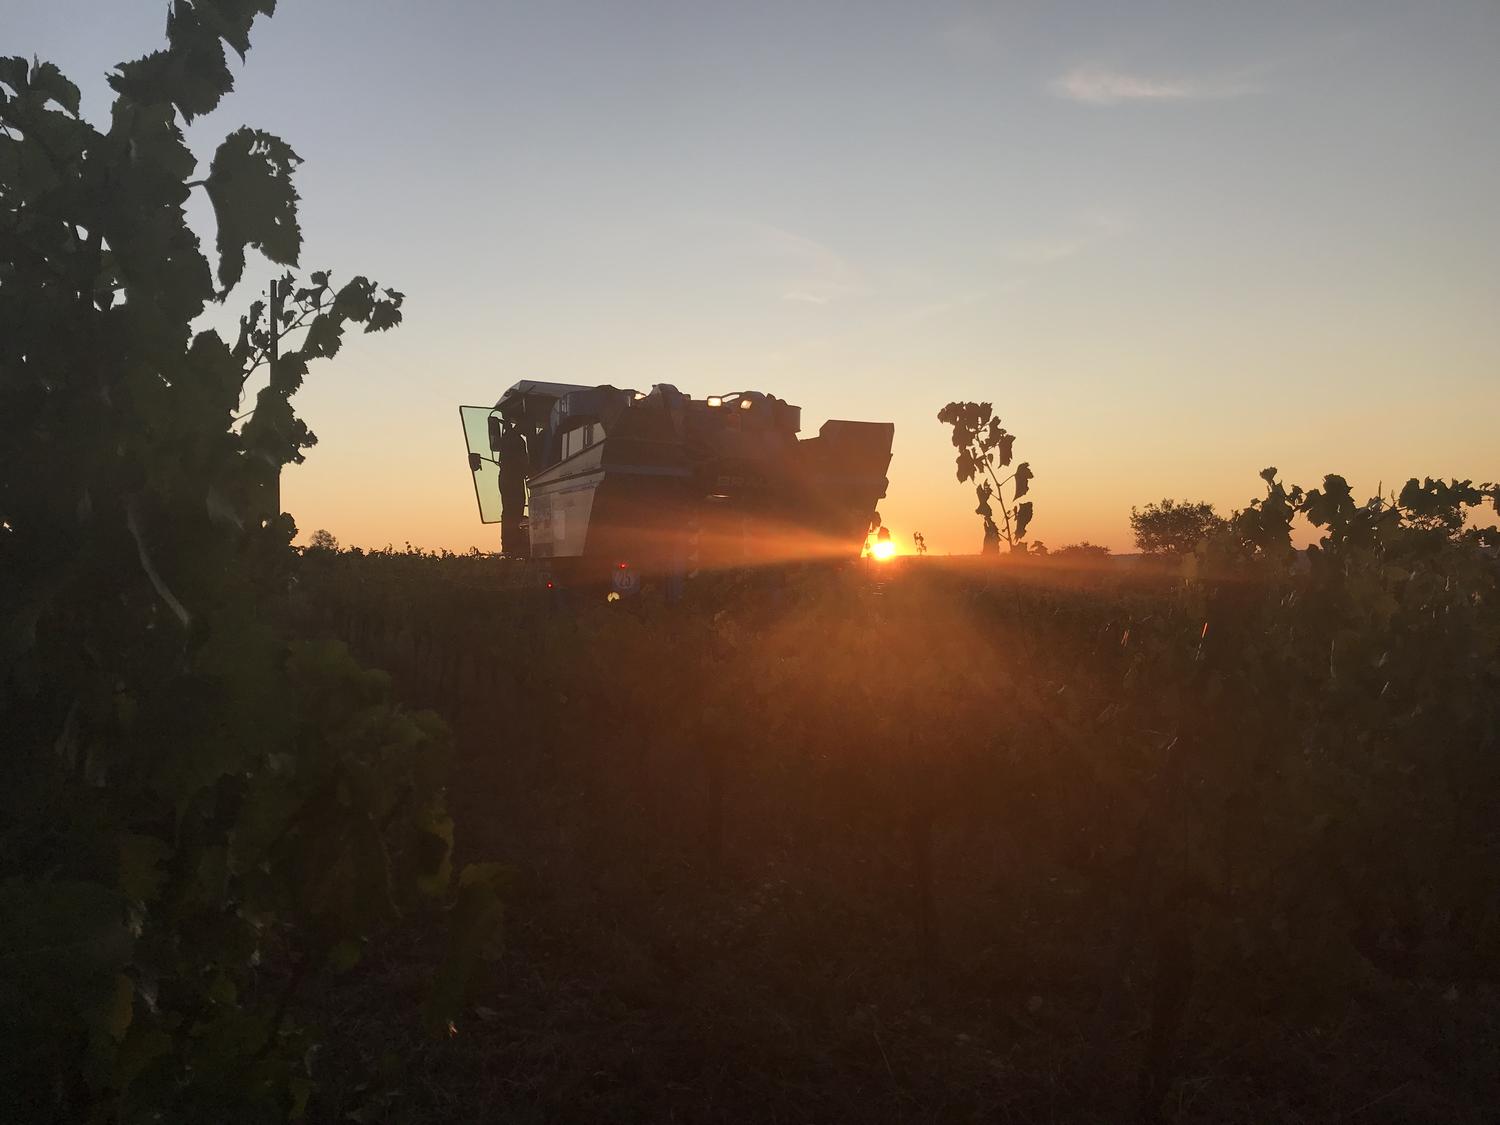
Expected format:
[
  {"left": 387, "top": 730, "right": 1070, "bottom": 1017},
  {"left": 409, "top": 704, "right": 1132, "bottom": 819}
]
[{"left": 11, "top": 0, "right": 1500, "bottom": 554}]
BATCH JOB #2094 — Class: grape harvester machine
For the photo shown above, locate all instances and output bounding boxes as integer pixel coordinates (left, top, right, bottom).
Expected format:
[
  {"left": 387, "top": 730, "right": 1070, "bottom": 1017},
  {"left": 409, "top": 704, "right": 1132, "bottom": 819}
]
[{"left": 459, "top": 381, "right": 893, "bottom": 590}]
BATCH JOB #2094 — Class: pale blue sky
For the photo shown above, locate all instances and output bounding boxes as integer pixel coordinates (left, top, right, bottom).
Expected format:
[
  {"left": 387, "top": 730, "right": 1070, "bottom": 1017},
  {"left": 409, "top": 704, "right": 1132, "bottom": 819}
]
[{"left": 11, "top": 1, "right": 1499, "bottom": 551}]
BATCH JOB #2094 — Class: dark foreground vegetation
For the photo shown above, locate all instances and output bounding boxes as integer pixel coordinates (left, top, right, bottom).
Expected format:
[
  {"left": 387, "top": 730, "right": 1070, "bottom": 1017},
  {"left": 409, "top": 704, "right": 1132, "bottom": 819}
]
[{"left": 287, "top": 493, "right": 1500, "bottom": 1123}]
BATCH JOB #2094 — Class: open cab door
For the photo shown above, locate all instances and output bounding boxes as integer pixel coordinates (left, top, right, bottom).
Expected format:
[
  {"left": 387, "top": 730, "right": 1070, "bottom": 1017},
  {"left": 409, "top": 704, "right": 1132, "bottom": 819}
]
[{"left": 459, "top": 405, "right": 502, "bottom": 524}]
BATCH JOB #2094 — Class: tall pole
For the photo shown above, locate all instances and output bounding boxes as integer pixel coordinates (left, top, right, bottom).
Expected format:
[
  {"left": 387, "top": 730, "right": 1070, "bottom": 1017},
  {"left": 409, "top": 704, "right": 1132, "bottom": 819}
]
[{"left": 267, "top": 276, "right": 284, "bottom": 525}]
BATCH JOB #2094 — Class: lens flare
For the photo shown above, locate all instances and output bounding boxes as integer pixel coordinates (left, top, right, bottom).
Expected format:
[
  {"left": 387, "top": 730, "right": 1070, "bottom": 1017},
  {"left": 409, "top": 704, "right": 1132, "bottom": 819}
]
[{"left": 870, "top": 539, "right": 896, "bottom": 561}]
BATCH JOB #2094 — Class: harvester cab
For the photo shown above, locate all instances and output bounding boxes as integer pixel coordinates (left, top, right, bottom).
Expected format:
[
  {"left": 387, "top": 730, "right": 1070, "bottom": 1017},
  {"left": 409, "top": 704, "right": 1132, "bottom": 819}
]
[{"left": 461, "top": 382, "right": 893, "bottom": 588}]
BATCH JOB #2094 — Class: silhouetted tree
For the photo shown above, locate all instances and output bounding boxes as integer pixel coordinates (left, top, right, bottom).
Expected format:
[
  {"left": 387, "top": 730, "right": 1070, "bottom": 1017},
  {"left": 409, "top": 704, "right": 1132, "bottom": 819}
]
[
  {"left": 1130, "top": 499, "right": 1228, "bottom": 556},
  {"left": 1056, "top": 541, "right": 1112, "bottom": 561}
]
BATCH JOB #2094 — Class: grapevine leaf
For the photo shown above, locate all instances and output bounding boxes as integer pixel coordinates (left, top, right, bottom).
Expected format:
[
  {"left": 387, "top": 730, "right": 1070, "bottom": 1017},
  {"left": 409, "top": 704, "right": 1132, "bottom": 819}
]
[
  {"left": 414, "top": 813, "right": 455, "bottom": 896},
  {"left": 0, "top": 56, "right": 28, "bottom": 93},
  {"left": 1014, "top": 501, "right": 1034, "bottom": 539},
  {"left": 423, "top": 864, "right": 509, "bottom": 1037},
  {"left": 109, "top": 37, "right": 225, "bottom": 123},
  {"left": 195, "top": 0, "right": 280, "bottom": 61},
  {"left": 1397, "top": 477, "right": 1425, "bottom": 513},
  {"left": 955, "top": 447, "right": 974, "bottom": 483},
  {"left": 300, "top": 313, "right": 345, "bottom": 359},
  {"left": 205, "top": 127, "right": 302, "bottom": 294},
  {"left": 119, "top": 833, "right": 173, "bottom": 903},
  {"left": 113, "top": 99, "right": 197, "bottom": 188},
  {"left": 107, "top": 0, "right": 271, "bottom": 121},
  {"left": 99, "top": 973, "right": 135, "bottom": 1041},
  {"left": 366, "top": 296, "right": 403, "bottom": 333},
  {"left": 31, "top": 60, "right": 83, "bottom": 115},
  {"left": 1013, "top": 461, "right": 1033, "bottom": 500},
  {"left": 327, "top": 939, "right": 363, "bottom": 973},
  {"left": 996, "top": 431, "right": 1015, "bottom": 467},
  {"left": 332, "top": 276, "right": 374, "bottom": 321}
]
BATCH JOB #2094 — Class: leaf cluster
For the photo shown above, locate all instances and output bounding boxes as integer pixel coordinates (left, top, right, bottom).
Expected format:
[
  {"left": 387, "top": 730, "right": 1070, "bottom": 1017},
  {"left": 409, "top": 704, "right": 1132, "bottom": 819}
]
[{"left": 1221, "top": 468, "right": 1500, "bottom": 567}]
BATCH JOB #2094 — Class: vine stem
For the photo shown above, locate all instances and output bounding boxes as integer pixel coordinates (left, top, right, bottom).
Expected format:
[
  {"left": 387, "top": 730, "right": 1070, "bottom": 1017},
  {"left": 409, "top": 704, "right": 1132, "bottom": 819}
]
[
  {"left": 125, "top": 497, "right": 192, "bottom": 629},
  {"left": 982, "top": 456, "right": 1017, "bottom": 549}
]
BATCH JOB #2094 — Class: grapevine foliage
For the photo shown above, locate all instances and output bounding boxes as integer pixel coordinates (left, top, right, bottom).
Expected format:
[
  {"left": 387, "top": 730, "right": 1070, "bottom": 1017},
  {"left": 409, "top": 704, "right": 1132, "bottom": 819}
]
[
  {"left": 0, "top": 8, "right": 491, "bottom": 1122},
  {"left": 938, "top": 401, "right": 1034, "bottom": 553},
  {"left": 283, "top": 459, "right": 1500, "bottom": 1122},
  {"left": 296, "top": 474, "right": 1500, "bottom": 1118}
]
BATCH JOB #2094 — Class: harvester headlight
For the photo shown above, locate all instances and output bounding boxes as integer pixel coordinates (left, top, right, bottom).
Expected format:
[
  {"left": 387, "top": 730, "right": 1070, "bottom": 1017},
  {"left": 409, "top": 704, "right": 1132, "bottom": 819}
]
[
  {"left": 706, "top": 396, "right": 722, "bottom": 407},
  {"left": 739, "top": 398, "right": 752, "bottom": 410}
]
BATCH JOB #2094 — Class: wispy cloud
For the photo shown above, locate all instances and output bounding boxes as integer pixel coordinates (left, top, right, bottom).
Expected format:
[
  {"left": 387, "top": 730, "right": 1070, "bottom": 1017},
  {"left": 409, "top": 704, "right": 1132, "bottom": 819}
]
[
  {"left": 673, "top": 217, "right": 868, "bottom": 307},
  {"left": 745, "top": 223, "right": 866, "bottom": 306},
  {"left": 1004, "top": 237, "right": 1088, "bottom": 265},
  {"left": 1003, "top": 210, "right": 1131, "bottom": 266},
  {"left": 1050, "top": 65, "right": 1258, "bottom": 106},
  {"left": 904, "top": 287, "right": 1004, "bottom": 325}
]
